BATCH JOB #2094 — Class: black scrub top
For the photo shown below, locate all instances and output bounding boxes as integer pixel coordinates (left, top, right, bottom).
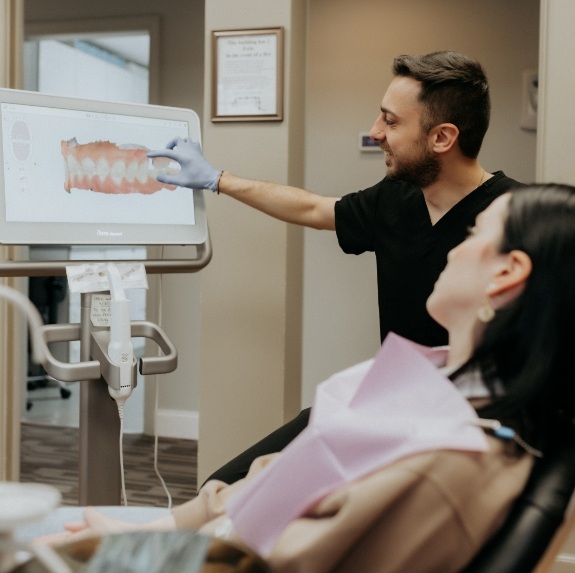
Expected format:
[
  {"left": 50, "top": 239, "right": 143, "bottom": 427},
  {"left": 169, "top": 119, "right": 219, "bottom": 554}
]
[{"left": 335, "top": 171, "right": 522, "bottom": 347}]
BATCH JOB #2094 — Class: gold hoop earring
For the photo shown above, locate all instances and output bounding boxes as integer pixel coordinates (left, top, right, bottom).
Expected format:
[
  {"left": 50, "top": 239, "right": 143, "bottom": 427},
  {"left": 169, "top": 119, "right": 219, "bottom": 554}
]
[{"left": 477, "top": 297, "right": 495, "bottom": 323}]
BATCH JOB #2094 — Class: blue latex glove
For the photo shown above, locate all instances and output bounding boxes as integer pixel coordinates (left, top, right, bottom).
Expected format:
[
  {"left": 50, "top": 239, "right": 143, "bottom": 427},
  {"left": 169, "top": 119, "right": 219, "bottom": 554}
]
[{"left": 147, "top": 136, "right": 222, "bottom": 192}]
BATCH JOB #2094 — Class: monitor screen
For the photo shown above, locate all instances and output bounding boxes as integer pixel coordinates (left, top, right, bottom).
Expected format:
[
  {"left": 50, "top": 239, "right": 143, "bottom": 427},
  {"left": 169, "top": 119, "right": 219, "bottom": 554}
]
[{"left": 0, "top": 88, "right": 207, "bottom": 246}]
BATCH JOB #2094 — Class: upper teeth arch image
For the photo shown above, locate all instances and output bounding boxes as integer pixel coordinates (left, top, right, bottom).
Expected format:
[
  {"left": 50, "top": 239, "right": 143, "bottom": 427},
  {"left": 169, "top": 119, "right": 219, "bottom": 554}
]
[{"left": 61, "top": 138, "right": 179, "bottom": 194}]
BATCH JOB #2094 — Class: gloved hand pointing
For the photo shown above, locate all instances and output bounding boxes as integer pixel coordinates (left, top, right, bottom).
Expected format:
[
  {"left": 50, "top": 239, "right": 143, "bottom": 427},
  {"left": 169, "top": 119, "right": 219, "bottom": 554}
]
[{"left": 147, "top": 137, "right": 222, "bottom": 192}]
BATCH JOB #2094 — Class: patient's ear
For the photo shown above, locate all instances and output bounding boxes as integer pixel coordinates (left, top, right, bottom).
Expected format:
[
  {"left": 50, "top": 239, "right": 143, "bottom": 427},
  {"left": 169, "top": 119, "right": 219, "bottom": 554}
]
[{"left": 487, "top": 250, "right": 532, "bottom": 305}]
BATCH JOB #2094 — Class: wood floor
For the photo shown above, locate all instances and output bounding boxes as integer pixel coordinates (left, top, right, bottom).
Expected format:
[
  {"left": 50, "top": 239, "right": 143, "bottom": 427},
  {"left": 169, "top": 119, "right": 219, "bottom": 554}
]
[{"left": 20, "top": 422, "right": 198, "bottom": 508}]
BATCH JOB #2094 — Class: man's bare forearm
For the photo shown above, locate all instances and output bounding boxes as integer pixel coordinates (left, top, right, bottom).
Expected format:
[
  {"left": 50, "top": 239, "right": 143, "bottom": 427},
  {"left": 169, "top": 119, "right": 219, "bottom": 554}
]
[{"left": 218, "top": 172, "right": 338, "bottom": 231}]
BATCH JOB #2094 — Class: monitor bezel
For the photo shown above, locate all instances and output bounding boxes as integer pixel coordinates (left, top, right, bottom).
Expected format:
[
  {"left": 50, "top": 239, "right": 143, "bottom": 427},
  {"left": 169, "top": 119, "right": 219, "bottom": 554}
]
[{"left": 0, "top": 88, "right": 208, "bottom": 247}]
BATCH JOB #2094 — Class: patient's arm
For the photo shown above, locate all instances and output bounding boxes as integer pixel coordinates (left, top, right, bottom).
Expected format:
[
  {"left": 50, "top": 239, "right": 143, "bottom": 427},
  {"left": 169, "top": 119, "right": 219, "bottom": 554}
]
[
  {"left": 36, "top": 453, "right": 279, "bottom": 547},
  {"left": 35, "top": 506, "right": 177, "bottom": 546}
]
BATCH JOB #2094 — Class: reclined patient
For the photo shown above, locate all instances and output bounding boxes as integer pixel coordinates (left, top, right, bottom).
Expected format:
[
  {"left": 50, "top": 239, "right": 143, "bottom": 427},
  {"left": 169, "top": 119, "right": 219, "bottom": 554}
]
[{"left": 40, "top": 184, "right": 575, "bottom": 573}]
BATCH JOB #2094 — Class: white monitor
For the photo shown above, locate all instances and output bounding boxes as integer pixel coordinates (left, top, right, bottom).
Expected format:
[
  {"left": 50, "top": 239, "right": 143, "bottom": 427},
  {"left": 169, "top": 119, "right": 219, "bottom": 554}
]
[{"left": 0, "top": 88, "right": 208, "bottom": 246}]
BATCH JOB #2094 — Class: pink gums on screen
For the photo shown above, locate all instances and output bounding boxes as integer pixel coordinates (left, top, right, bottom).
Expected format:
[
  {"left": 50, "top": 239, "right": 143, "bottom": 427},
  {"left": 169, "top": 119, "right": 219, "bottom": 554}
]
[{"left": 61, "top": 138, "right": 178, "bottom": 195}]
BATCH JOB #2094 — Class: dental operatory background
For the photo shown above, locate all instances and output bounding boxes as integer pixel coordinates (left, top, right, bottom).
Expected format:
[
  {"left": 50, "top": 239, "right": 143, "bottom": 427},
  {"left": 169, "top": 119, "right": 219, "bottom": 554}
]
[{"left": 22, "top": 33, "right": 151, "bottom": 433}]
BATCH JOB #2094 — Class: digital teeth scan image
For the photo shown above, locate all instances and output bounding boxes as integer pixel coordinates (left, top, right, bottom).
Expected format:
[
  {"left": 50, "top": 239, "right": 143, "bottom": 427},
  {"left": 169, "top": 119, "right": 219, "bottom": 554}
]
[{"left": 61, "top": 138, "right": 178, "bottom": 195}]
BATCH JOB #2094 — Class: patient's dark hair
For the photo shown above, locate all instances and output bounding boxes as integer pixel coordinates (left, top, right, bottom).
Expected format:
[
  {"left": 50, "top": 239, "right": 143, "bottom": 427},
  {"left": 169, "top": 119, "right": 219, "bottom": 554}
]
[
  {"left": 393, "top": 51, "right": 490, "bottom": 159},
  {"left": 465, "top": 184, "right": 575, "bottom": 446}
]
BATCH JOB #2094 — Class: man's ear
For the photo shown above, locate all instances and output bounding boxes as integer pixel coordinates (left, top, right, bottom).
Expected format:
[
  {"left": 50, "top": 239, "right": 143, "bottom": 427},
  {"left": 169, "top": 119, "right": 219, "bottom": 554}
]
[
  {"left": 487, "top": 250, "right": 532, "bottom": 303},
  {"left": 429, "top": 123, "right": 459, "bottom": 154}
]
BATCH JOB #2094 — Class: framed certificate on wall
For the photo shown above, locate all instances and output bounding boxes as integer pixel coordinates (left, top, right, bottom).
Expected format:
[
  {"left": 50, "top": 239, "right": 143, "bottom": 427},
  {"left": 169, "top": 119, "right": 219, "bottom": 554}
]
[{"left": 211, "top": 27, "right": 284, "bottom": 122}]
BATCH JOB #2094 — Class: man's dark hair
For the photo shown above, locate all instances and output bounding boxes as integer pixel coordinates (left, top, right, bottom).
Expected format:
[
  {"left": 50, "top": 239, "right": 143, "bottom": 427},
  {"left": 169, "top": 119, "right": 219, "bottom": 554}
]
[{"left": 393, "top": 51, "right": 490, "bottom": 158}]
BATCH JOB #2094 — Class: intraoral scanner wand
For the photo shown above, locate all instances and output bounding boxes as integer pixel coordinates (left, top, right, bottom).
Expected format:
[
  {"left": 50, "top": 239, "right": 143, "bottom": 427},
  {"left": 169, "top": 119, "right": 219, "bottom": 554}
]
[
  {"left": 106, "top": 263, "right": 134, "bottom": 405},
  {"left": 106, "top": 263, "right": 134, "bottom": 506}
]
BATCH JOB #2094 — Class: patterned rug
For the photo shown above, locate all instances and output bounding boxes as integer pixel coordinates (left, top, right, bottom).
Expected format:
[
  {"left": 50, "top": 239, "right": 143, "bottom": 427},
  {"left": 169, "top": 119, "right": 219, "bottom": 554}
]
[{"left": 20, "top": 422, "right": 198, "bottom": 507}]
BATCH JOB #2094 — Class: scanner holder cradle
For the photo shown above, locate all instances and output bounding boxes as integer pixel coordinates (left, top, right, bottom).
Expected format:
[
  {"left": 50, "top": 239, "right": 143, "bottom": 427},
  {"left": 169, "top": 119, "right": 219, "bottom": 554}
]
[
  {"left": 40, "top": 319, "right": 177, "bottom": 390},
  {"left": 36, "top": 293, "right": 179, "bottom": 507}
]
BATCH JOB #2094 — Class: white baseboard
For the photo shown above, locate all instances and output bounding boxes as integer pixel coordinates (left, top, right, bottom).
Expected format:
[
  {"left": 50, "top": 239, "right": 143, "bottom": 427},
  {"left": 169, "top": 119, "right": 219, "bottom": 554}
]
[{"left": 153, "top": 409, "right": 199, "bottom": 440}]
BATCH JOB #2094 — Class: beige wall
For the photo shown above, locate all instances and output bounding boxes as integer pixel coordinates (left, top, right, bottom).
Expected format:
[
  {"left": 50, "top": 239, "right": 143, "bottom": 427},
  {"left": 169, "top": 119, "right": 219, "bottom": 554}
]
[
  {"left": 21, "top": 0, "right": 540, "bottom": 482},
  {"left": 301, "top": 0, "right": 540, "bottom": 405},
  {"left": 534, "top": 2, "right": 575, "bottom": 567},
  {"left": 201, "top": 0, "right": 540, "bottom": 479},
  {"left": 200, "top": 0, "right": 306, "bottom": 481},
  {"left": 537, "top": 0, "right": 575, "bottom": 184}
]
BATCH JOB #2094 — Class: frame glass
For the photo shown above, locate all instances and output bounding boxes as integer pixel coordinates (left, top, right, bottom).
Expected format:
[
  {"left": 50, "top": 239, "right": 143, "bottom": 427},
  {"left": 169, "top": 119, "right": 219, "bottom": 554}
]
[{"left": 211, "top": 27, "right": 284, "bottom": 122}]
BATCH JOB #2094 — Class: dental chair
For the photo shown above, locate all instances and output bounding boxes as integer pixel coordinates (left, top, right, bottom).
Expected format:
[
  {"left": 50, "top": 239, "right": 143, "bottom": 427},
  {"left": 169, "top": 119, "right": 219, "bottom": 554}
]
[
  {"left": 462, "top": 439, "right": 575, "bottom": 573},
  {"left": 11, "top": 441, "right": 575, "bottom": 573}
]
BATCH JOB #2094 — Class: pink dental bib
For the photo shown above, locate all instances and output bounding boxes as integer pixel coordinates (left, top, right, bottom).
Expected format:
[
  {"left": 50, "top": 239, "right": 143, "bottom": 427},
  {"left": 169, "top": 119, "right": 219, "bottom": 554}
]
[{"left": 227, "top": 333, "right": 489, "bottom": 555}]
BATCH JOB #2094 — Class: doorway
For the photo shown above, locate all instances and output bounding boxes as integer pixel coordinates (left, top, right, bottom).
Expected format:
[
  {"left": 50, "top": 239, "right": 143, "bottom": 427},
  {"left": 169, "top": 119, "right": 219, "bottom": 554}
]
[{"left": 21, "top": 24, "right": 154, "bottom": 433}]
